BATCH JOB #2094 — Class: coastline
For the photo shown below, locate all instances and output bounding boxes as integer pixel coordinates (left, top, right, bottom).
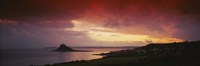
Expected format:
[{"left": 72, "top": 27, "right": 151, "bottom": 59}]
[{"left": 40, "top": 41, "right": 200, "bottom": 66}]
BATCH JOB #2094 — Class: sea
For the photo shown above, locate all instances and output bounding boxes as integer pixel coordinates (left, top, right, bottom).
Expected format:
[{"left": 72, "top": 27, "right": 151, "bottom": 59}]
[{"left": 0, "top": 47, "right": 134, "bottom": 66}]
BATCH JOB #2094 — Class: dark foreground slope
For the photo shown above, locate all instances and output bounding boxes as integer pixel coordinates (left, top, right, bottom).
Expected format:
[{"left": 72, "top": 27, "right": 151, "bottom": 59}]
[
  {"left": 101, "top": 41, "right": 200, "bottom": 58},
  {"left": 43, "top": 41, "right": 200, "bottom": 66}
]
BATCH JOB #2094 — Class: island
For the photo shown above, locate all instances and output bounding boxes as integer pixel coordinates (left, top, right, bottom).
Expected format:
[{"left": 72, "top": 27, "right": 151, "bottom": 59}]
[
  {"left": 53, "top": 43, "right": 76, "bottom": 52},
  {"left": 52, "top": 43, "right": 92, "bottom": 52}
]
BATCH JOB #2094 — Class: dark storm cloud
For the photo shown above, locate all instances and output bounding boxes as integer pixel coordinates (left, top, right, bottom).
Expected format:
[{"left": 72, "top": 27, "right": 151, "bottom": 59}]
[
  {"left": 95, "top": 0, "right": 200, "bottom": 40},
  {"left": 0, "top": 21, "right": 90, "bottom": 49},
  {"left": 0, "top": 0, "right": 94, "bottom": 49},
  {"left": 1, "top": 0, "right": 199, "bottom": 28},
  {"left": 0, "top": 0, "right": 92, "bottom": 19},
  {"left": 1, "top": 0, "right": 200, "bottom": 49},
  {"left": 102, "top": 0, "right": 200, "bottom": 26},
  {"left": 172, "top": 16, "right": 200, "bottom": 40}
]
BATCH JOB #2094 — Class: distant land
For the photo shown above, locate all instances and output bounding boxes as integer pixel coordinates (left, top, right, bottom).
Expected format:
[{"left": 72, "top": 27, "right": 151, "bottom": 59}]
[
  {"left": 52, "top": 44, "right": 76, "bottom": 52},
  {"left": 44, "top": 46, "right": 139, "bottom": 49},
  {"left": 41, "top": 41, "right": 200, "bottom": 66},
  {"left": 52, "top": 43, "right": 93, "bottom": 52}
]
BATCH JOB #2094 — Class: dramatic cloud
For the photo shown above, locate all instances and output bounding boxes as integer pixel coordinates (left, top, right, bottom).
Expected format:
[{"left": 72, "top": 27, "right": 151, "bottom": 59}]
[{"left": 0, "top": 0, "right": 200, "bottom": 49}]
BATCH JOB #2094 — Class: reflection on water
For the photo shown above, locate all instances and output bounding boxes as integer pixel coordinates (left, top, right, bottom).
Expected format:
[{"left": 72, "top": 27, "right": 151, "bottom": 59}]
[
  {"left": 0, "top": 47, "right": 133, "bottom": 66},
  {"left": 50, "top": 51, "right": 103, "bottom": 62}
]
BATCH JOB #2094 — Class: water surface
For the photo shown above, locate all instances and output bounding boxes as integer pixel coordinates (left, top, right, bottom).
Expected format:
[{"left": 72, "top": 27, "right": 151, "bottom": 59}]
[{"left": 0, "top": 47, "right": 133, "bottom": 66}]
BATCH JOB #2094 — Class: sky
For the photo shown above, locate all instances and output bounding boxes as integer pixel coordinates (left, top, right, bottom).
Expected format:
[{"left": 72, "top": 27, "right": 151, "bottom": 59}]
[{"left": 0, "top": 0, "right": 200, "bottom": 49}]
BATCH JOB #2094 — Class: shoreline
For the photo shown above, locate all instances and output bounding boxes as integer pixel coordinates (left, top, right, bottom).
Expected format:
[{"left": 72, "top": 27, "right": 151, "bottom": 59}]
[{"left": 39, "top": 41, "right": 200, "bottom": 66}]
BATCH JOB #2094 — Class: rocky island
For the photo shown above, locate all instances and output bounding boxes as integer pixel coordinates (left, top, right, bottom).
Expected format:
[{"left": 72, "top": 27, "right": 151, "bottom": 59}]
[
  {"left": 53, "top": 43, "right": 76, "bottom": 52},
  {"left": 53, "top": 43, "right": 92, "bottom": 52}
]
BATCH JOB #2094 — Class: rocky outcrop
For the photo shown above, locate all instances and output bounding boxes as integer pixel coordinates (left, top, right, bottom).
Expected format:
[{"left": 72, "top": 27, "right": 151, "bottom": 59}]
[{"left": 53, "top": 43, "right": 76, "bottom": 52}]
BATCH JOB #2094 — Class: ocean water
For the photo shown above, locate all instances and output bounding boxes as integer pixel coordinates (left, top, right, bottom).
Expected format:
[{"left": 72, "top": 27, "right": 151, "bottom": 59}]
[{"left": 0, "top": 47, "right": 133, "bottom": 66}]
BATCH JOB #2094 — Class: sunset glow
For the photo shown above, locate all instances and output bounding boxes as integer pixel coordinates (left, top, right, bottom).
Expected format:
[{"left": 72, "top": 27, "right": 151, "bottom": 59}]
[
  {"left": 1, "top": 0, "right": 200, "bottom": 48},
  {"left": 65, "top": 20, "right": 183, "bottom": 43},
  {"left": 88, "top": 31, "right": 149, "bottom": 42}
]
